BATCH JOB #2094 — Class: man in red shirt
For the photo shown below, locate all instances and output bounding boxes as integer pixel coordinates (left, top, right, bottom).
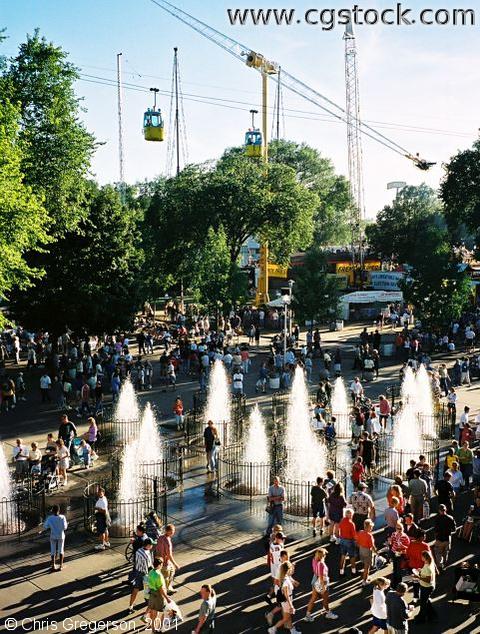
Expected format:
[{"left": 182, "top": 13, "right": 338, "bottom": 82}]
[
  {"left": 351, "top": 457, "right": 366, "bottom": 486},
  {"left": 378, "top": 395, "right": 391, "bottom": 430},
  {"left": 338, "top": 509, "right": 357, "bottom": 576},
  {"left": 355, "top": 518, "right": 377, "bottom": 586},
  {"left": 406, "top": 529, "right": 431, "bottom": 600}
]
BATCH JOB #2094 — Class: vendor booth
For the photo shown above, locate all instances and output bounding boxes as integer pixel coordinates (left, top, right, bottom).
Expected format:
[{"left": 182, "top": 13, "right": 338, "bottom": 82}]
[{"left": 339, "top": 290, "right": 403, "bottom": 321}]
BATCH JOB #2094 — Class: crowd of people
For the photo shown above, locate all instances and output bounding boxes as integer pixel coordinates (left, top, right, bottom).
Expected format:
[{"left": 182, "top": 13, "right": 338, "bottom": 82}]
[{"left": 3, "top": 304, "right": 480, "bottom": 633}]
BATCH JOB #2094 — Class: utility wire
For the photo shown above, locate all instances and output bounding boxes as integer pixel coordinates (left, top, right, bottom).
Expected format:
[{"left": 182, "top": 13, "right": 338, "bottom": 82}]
[{"left": 78, "top": 73, "right": 472, "bottom": 140}]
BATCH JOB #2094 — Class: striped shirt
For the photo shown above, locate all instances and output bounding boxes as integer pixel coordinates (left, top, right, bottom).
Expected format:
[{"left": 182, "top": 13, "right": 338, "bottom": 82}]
[
  {"left": 390, "top": 531, "right": 410, "bottom": 553},
  {"left": 135, "top": 548, "right": 153, "bottom": 574}
]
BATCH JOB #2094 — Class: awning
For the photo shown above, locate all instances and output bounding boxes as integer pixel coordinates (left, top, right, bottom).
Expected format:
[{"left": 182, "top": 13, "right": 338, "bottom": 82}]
[{"left": 340, "top": 290, "right": 403, "bottom": 304}]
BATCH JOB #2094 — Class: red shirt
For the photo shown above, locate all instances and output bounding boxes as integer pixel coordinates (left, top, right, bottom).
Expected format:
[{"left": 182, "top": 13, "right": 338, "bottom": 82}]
[
  {"left": 406, "top": 541, "right": 430, "bottom": 569},
  {"left": 355, "top": 530, "right": 374, "bottom": 549},
  {"left": 390, "top": 531, "right": 410, "bottom": 554},
  {"left": 339, "top": 517, "right": 356, "bottom": 540},
  {"left": 352, "top": 463, "right": 365, "bottom": 484}
]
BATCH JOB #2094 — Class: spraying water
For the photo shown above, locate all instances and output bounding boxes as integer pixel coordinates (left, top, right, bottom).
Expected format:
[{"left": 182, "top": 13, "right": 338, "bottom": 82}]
[
  {"left": 285, "top": 367, "right": 326, "bottom": 482},
  {"left": 114, "top": 378, "right": 139, "bottom": 422},
  {"left": 116, "top": 402, "right": 163, "bottom": 530},
  {"left": 138, "top": 403, "right": 163, "bottom": 463},
  {"left": 0, "top": 442, "right": 13, "bottom": 501},
  {"left": 331, "top": 377, "right": 351, "bottom": 438},
  {"left": 415, "top": 364, "right": 436, "bottom": 438},
  {"left": 392, "top": 367, "right": 423, "bottom": 471},
  {"left": 0, "top": 442, "right": 16, "bottom": 533},
  {"left": 205, "top": 360, "right": 231, "bottom": 443},
  {"left": 244, "top": 404, "right": 269, "bottom": 464}
]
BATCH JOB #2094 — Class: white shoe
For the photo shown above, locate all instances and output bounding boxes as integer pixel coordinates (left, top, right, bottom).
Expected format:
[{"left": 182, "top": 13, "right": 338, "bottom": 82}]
[
  {"left": 329, "top": 535, "right": 336, "bottom": 543},
  {"left": 304, "top": 613, "right": 315, "bottom": 622},
  {"left": 325, "top": 611, "right": 338, "bottom": 620},
  {"left": 291, "top": 629, "right": 301, "bottom": 634},
  {"left": 104, "top": 542, "right": 111, "bottom": 548},
  {"left": 351, "top": 567, "right": 357, "bottom": 574},
  {"left": 268, "top": 628, "right": 277, "bottom": 634},
  {"left": 94, "top": 544, "right": 105, "bottom": 551}
]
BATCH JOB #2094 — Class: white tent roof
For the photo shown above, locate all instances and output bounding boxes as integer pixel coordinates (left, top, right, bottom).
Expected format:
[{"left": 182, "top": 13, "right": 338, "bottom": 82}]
[{"left": 340, "top": 290, "right": 403, "bottom": 304}]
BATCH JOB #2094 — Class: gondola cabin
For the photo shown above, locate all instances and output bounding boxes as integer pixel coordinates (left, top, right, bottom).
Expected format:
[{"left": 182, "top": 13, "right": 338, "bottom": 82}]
[
  {"left": 143, "top": 108, "right": 164, "bottom": 142},
  {"left": 245, "top": 128, "right": 262, "bottom": 157}
]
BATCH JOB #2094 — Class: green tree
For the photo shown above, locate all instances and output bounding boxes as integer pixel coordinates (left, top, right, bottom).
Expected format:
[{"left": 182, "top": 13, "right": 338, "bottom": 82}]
[
  {"left": 292, "top": 247, "right": 339, "bottom": 325},
  {"left": 206, "top": 150, "right": 318, "bottom": 264},
  {"left": 441, "top": 139, "right": 480, "bottom": 250},
  {"left": 0, "top": 98, "right": 49, "bottom": 326},
  {"left": 366, "top": 184, "right": 443, "bottom": 263},
  {"left": 140, "top": 167, "right": 210, "bottom": 299},
  {"left": 10, "top": 183, "right": 143, "bottom": 334},
  {"left": 270, "top": 139, "right": 352, "bottom": 245},
  {"left": 400, "top": 226, "right": 471, "bottom": 328},
  {"left": 193, "top": 226, "right": 247, "bottom": 312},
  {"left": 2, "top": 30, "right": 96, "bottom": 235}
]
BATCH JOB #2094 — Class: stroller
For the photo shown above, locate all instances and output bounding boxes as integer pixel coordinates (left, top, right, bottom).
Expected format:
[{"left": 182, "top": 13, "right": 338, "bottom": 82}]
[
  {"left": 70, "top": 438, "right": 85, "bottom": 467},
  {"left": 40, "top": 454, "right": 60, "bottom": 494}
]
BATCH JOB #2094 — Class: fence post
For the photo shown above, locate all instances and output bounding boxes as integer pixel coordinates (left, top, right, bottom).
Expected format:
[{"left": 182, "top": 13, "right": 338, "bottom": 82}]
[
  {"left": 249, "top": 462, "right": 253, "bottom": 509},
  {"left": 153, "top": 476, "right": 159, "bottom": 511}
]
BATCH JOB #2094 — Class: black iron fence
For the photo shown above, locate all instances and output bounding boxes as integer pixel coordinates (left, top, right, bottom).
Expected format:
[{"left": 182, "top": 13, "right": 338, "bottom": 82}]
[
  {"left": 83, "top": 476, "right": 167, "bottom": 539},
  {"left": 377, "top": 436, "right": 440, "bottom": 482},
  {"left": 97, "top": 417, "right": 142, "bottom": 451},
  {"left": 0, "top": 479, "right": 47, "bottom": 538},
  {"left": 271, "top": 391, "right": 288, "bottom": 423},
  {"left": 110, "top": 448, "right": 183, "bottom": 491},
  {"left": 216, "top": 442, "right": 345, "bottom": 524}
]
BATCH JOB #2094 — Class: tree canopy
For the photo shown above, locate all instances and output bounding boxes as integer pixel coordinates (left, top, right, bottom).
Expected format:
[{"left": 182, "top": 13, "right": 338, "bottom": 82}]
[
  {"left": 10, "top": 183, "right": 143, "bottom": 334},
  {"left": 400, "top": 225, "right": 471, "bottom": 328},
  {"left": 1, "top": 30, "right": 96, "bottom": 236},
  {"left": 270, "top": 139, "right": 352, "bottom": 245},
  {"left": 365, "top": 184, "right": 443, "bottom": 263},
  {"left": 441, "top": 139, "right": 480, "bottom": 251},
  {"left": 0, "top": 98, "right": 49, "bottom": 326},
  {"left": 292, "top": 247, "right": 339, "bottom": 325}
]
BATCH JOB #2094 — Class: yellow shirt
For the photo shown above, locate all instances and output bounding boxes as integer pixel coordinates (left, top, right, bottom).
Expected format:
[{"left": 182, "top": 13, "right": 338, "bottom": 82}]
[{"left": 418, "top": 563, "right": 435, "bottom": 588}]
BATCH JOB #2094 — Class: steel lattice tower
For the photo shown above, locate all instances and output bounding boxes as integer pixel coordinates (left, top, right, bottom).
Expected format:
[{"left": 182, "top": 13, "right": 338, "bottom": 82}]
[{"left": 344, "top": 23, "right": 364, "bottom": 267}]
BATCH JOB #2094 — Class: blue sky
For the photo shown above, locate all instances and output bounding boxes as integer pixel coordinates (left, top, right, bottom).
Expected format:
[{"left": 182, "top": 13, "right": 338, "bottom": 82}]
[{"left": 2, "top": 0, "right": 478, "bottom": 215}]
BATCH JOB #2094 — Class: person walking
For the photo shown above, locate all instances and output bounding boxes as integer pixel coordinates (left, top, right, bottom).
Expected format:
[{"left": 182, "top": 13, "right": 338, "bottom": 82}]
[
  {"left": 310, "top": 477, "right": 327, "bottom": 537},
  {"left": 327, "top": 482, "right": 347, "bottom": 543},
  {"left": 266, "top": 477, "right": 286, "bottom": 535},
  {"left": 433, "top": 504, "right": 456, "bottom": 571},
  {"left": 128, "top": 538, "right": 154, "bottom": 613},
  {"left": 413, "top": 550, "right": 437, "bottom": 624},
  {"left": 192, "top": 584, "right": 216, "bottom": 634},
  {"left": 338, "top": 509, "right": 357, "bottom": 577},
  {"left": 407, "top": 469, "right": 427, "bottom": 523},
  {"left": 386, "top": 582, "right": 412, "bottom": 633},
  {"left": 356, "top": 519, "right": 377, "bottom": 587},
  {"left": 155, "top": 524, "right": 180, "bottom": 594},
  {"left": 147, "top": 556, "right": 171, "bottom": 632},
  {"left": 434, "top": 471, "right": 455, "bottom": 515},
  {"left": 268, "top": 561, "right": 300, "bottom": 633},
  {"left": 349, "top": 482, "right": 376, "bottom": 531},
  {"left": 42, "top": 504, "right": 68, "bottom": 572},
  {"left": 368, "top": 577, "right": 390, "bottom": 633},
  {"left": 173, "top": 396, "right": 184, "bottom": 430},
  {"left": 304, "top": 548, "right": 338, "bottom": 623},
  {"left": 40, "top": 371, "right": 52, "bottom": 403},
  {"left": 389, "top": 521, "right": 410, "bottom": 588},
  {"left": 94, "top": 487, "right": 111, "bottom": 551},
  {"left": 458, "top": 441, "right": 474, "bottom": 488},
  {"left": 203, "top": 420, "right": 219, "bottom": 473}
]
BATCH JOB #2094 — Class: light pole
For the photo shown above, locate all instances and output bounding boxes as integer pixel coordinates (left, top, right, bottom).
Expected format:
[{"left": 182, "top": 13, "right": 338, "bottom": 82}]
[{"left": 282, "top": 280, "right": 295, "bottom": 365}]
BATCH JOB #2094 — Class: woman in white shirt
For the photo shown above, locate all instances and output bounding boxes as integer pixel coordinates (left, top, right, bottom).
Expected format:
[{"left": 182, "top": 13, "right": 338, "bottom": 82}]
[{"left": 369, "top": 577, "right": 390, "bottom": 633}]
